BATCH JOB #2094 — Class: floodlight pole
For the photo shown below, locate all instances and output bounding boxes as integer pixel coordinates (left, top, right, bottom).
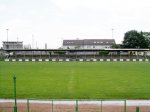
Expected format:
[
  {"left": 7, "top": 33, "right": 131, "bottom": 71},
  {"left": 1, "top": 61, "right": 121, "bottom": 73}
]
[
  {"left": 112, "top": 28, "right": 114, "bottom": 39},
  {"left": 6, "top": 29, "right": 9, "bottom": 42},
  {"left": 13, "top": 76, "right": 17, "bottom": 112}
]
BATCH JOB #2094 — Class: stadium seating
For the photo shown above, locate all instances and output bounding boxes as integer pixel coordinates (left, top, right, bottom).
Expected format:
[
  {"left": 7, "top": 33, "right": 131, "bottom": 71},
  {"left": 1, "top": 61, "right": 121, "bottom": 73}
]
[
  {"left": 107, "top": 59, "right": 110, "bottom": 61},
  {"left": 113, "top": 59, "right": 117, "bottom": 61},
  {"left": 52, "top": 59, "right": 56, "bottom": 61},
  {"left": 120, "top": 59, "right": 123, "bottom": 61},
  {"left": 38, "top": 59, "right": 42, "bottom": 62},
  {"left": 5, "top": 59, "right": 9, "bottom": 62},
  {"left": 79, "top": 59, "right": 83, "bottom": 61},
  {"left": 45, "top": 59, "right": 49, "bottom": 62},
  {"left": 25, "top": 59, "right": 29, "bottom": 62},
  {"left": 145, "top": 59, "right": 149, "bottom": 62},
  {"left": 93, "top": 59, "right": 97, "bottom": 61},
  {"left": 32, "top": 59, "right": 36, "bottom": 61},
  {"left": 12, "top": 59, "right": 16, "bottom": 62},
  {"left": 19, "top": 59, "right": 23, "bottom": 62},
  {"left": 66, "top": 59, "right": 70, "bottom": 61},
  {"left": 133, "top": 59, "right": 136, "bottom": 61},
  {"left": 3, "top": 53, "right": 150, "bottom": 62},
  {"left": 86, "top": 59, "right": 90, "bottom": 61},
  {"left": 59, "top": 59, "right": 63, "bottom": 61},
  {"left": 100, "top": 59, "right": 104, "bottom": 61}
]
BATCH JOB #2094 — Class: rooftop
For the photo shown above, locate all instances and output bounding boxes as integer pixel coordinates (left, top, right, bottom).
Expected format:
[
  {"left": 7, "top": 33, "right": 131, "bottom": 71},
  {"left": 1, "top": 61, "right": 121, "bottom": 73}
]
[{"left": 63, "top": 39, "right": 115, "bottom": 46}]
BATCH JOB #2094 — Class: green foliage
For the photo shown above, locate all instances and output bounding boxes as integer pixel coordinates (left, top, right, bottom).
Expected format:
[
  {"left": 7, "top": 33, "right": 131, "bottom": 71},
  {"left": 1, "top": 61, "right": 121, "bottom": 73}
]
[
  {"left": 49, "top": 51, "right": 66, "bottom": 55},
  {"left": 143, "top": 32, "right": 150, "bottom": 48},
  {"left": 112, "top": 44, "right": 122, "bottom": 48},
  {"left": 1, "top": 62, "right": 150, "bottom": 99},
  {"left": 0, "top": 50, "right": 4, "bottom": 61},
  {"left": 123, "top": 30, "right": 149, "bottom": 48},
  {"left": 99, "top": 51, "right": 109, "bottom": 55},
  {"left": 143, "top": 32, "right": 150, "bottom": 38}
]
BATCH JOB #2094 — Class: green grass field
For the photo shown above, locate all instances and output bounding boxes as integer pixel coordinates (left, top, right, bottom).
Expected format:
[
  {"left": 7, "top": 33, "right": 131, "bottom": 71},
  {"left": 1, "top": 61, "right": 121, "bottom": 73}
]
[{"left": 0, "top": 62, "right": 150, "bottom": 99}]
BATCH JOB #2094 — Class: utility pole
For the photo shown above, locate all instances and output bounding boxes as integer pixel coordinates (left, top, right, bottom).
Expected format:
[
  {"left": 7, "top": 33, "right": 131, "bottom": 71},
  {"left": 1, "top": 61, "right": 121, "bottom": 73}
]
[
  {"left": 32, "top": 34, "right": 34, "bottom": 49},
  {"left": 36, "top": 41, "right": 38, "bottom": 49},
  {"left": 17, "top": 36, "right": 19, "bottom": 42}
]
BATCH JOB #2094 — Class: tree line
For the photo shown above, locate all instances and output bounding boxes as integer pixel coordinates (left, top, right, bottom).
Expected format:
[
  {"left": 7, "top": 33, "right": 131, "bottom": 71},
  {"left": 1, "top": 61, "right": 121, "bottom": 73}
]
[{"left": 113, "top": 30, "right": 150, "bottom": 49}]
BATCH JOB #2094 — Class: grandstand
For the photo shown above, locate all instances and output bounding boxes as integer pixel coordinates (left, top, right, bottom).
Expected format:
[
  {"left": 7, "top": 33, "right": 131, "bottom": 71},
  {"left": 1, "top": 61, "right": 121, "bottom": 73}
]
[{"left": 2, "top": 48, "right": 150, "bottom": 62}]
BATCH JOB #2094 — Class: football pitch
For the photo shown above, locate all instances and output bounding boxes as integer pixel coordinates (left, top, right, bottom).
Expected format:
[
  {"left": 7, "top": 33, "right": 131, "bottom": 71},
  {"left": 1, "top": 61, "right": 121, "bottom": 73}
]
[{"left": 0, "top": 62, "right": 150, "bottom": 99}]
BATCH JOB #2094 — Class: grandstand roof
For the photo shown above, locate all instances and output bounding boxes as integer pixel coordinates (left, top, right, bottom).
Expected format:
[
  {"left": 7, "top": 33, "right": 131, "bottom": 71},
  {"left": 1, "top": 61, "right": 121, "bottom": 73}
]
[{"left": 3, "top": 48, "right": 150, "bottom": 52}]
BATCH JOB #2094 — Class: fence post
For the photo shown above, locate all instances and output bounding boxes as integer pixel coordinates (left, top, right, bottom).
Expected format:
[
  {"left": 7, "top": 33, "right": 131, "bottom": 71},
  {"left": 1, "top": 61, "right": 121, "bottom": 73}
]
[
  {"left": 76, "top": 100, "right": 78, "bottom": 112},
  {"left": 101, "top": 100, "right": 102, "bottom": 112},
  {"left": 124, "top": 100, "right": 126, "bottom": 112},
  {"left": 27, "top": 99, "right": 30, "bottom": 112},
  {"left": 13, "top": 76, "right": 17, "bottom": 112},
  {"left": 136, "top": 107, "right": 140, "bottom": 112},
  {"left": 52, "top": 100, "right": 53, "bottom": 112}
]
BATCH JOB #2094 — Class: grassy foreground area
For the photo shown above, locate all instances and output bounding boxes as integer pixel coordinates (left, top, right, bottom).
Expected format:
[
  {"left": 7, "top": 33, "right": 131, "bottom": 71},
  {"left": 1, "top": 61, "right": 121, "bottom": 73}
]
[{"left": 0, "top": 62, "right": 150, "bottom": 99}]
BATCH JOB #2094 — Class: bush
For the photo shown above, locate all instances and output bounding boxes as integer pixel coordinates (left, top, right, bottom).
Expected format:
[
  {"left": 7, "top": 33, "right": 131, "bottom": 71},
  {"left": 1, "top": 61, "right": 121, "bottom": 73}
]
[{"left": 99, "top": 51, "right": 109, "bottom": 55}]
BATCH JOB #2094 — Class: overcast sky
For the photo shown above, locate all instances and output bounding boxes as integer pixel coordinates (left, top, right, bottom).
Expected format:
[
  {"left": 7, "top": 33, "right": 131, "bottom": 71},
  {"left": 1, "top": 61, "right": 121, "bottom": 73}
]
[{"left": 0, "top": 0, "right": 150, "bottom": 48}]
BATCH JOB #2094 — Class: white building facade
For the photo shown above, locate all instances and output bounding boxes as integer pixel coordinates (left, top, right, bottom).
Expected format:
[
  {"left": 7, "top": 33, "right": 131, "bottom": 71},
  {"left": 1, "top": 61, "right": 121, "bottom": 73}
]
[
  {"left": 63, "top": 39, "right": 116, "bottom": 49},
  {"left": 3, "top": 41, "right": 23, "bottom": 50}
]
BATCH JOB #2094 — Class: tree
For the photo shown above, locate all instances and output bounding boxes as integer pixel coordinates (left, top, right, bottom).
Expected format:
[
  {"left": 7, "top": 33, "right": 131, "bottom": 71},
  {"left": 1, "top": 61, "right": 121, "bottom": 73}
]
[
  {"left": 53, "top": 51, "right": 66, "bottom": 55},
  {"left": 143, "top": 32, "right": 150, "bottom": 48},
  {"left": 143, "top": 32, "right": 150, "bottom": 38},
  {"left": 112, "top": 43, "right": 122, "bottom": 48},
  {"left": 122, "top": 30, "right": 149, "bottom": 48},
  {"left": 99, "top": 51, "right": 109, "bottom": 55}
]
